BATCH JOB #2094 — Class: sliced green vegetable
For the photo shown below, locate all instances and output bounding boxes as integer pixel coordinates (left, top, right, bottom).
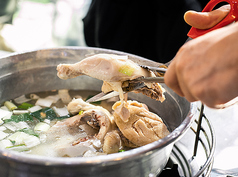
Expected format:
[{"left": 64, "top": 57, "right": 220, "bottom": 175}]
[
  {"left": 23, "top": 135, "right": 40, "bottom": 148},
  {"left": 10, "top": 140, "right": 15, "bottom": 144},
  {"left": 118, "top": 64, "right": 134, "bottom": 76},
  {"left": 4, "top": 113, "right": 33, "bottom": 123},
  {"left": 6, "top": 144, "right": 29, "bottom": 152},
  {"left": 8, "top": 132, "right": 29, "bottom": 145},
  {"left": 8, "top": 132, "right": 40, "bottom": 148},
  {"left": 30, "top": 107, "right": 57, "bottom": 121},
  {"left": 34, "top": 122, "right": 50, "bottom": 132},
  {"left": 18, "top": 103, "right": 34, "bottom": 110},
  {"left": 118, "top": 149, "right": 125, "bottom": 152},
  {"left": 18, "top": 128, "right": 39, "bottom": 137},
  {"left": 4, "top": 101, "right": 17, "bottom": 111},
  {"left": 4, "top": 107, "right": 69, "bottom": 123}
]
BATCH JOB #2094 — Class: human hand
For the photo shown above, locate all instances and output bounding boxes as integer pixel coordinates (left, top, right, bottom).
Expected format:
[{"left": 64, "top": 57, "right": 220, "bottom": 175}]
[
  {"left": 184, "top": 4, "right": 230, "bottom": 29},
  {"left": 164, "top": 5, "right": 238, "bottom": 108}
]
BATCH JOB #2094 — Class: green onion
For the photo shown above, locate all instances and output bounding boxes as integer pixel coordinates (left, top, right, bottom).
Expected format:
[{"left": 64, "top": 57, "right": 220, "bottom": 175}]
[
  {"left": 8, "top": 132, "right": 28, "bottom": 145},
  {"left": 19, "top": 128, "right": 39, "bottom": 137},
  {"left": 30, "top": 107, "right": 69, "bottom": 121},
  {"left": 6, "top": 144, "right": 29, "bottom": 152},
  {"left": 4, "top": 101, "right": 17, "bottom": 111},
  {"left": 4, "top": 121, "right": 29, "bottom": 131},
  {"left": 79, "top": 110, "right": 84, "bottom": 115},
  {"left": 18, "top": 103, "right": 34, "bottom": 110},
  {"left": 23, "top": 135, "right": 40, "bottom": 148},
  {"left": 8, "top": 132, "right": 40, "bottom": 148},
  {"left": 4, "top": 113, "right": 33, "bottom": 123},
  {"left": 30, "top": 107, "right": 57, "bottom": 121},
  {"left": 10, "top": 140, "right": 15, "bottom": 144},
  {"left": 5, "top": 107, "right": 69, "bottom": 123}
]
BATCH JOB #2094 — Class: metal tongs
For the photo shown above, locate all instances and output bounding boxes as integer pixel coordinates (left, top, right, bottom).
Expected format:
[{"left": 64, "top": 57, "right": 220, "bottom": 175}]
[
  {"left": 86, "top": 66, "right": 167, "bottom": 103},
  {"left": 87, "top": 0, "right": 238, "bottom": 103}
]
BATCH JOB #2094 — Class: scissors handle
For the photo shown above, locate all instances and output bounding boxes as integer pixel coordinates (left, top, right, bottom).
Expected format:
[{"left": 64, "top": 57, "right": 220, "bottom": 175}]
[{"left": 188, "top": 0, "right": 238, "bottom": 38}]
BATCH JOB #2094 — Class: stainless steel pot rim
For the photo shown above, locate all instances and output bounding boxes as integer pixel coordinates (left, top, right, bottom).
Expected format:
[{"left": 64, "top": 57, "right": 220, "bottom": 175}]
[
  {"left": 1, "top": 46, "right": 134, "bottom": 57},
  {"left": 0, "top": 46, "right": 133, "bottom": 60},
  {"left": 0, "top": 47, "right": 198, "bottom": 166},
  {"left": 0, "top": 46, "right": 165, "bottom": 68}
]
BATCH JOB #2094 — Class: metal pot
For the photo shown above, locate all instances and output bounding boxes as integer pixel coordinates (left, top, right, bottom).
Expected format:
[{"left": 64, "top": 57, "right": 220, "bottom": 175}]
[{"left": 0, "top": 47, "right": 198, "bottom": 177}]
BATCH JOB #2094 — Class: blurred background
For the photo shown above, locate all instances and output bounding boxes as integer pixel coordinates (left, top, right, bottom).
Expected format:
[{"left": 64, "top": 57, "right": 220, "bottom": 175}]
[
  {"left": 0, "top": 0, "right": 207, "bottom": 63},
  {"left": 0, "top": 0, "right": 91, "bottom": 53}
]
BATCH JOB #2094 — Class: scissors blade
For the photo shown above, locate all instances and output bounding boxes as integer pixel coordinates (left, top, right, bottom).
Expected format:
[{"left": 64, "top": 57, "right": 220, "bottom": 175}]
[
  {"left": 135, "top": 77, "right": 164, "bottom": 83},
  {"left": 86, "top": 91, "right": 120, "bottom": 103},
  {"left": 94, "top": 91, "right": 120, "bottom": 102},
  {"left": 86, "top": 77, "right": 165, "bottom": 103},
  {"left": 86, "top": 92, "right": 107, "bottom": 103}
]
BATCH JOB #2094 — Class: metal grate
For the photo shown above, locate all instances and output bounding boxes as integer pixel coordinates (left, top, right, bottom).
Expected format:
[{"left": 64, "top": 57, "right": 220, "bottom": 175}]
[{"left": 159, "top": 103, "right": 215, "bottom": 177}]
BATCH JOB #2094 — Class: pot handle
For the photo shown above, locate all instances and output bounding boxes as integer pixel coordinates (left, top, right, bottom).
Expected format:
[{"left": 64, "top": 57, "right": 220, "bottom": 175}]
[{"left": 187, "top": 0, "right": 238, "bottom": 38}]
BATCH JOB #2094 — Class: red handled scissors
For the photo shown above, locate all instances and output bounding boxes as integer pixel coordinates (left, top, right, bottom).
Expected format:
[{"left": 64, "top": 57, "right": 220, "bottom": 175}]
[{"left": 188, "top": 0, "right": 238, "bottom": 38}]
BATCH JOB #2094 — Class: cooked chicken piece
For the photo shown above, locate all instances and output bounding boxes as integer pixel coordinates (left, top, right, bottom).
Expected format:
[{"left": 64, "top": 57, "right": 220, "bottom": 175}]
[
  {"left": 118, "top": 130, "right": 138, "bottom": 148},
  {"left": 55, "top": 54, "right": 168, "bottom": 154},
  {"left": 57, "top": 54, "right": 151, "bottom": 81},
  {"left": 134, "top": 82, "right": 166, "bottom": 102},
  {"left": 102, "top": 130, "right": 121, "bottom": 154},
  {"left": 66, "top": 98, "right": 121, "bottom": 154},
  {"left": 59, "top": 109, "right": 113, "bottom": 143},
  {"left": 57, "top": 54, "right": 165, "bottom": 102},
  {"left": 67, "top": 98, "right": 115, "bottom": 126},
  {"left": 112, "top": 100, "right": 170, "bottom": 147},
  {"left": 34, "top": 106, "right": 116, "bottom": 156},
  {"left": 53, "top": 114, "right": 98, "bottom": 136},
  {"left": 67, "top": 98, "right": 98, "bottom": 115}
]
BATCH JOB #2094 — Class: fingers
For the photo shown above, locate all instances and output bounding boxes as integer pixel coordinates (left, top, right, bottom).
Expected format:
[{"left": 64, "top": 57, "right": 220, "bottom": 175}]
[
  {"left": 184, "top": 4, "right": 230, "bottom": 29},
  {"left": 164, "top": 60, "right": 184, "bottom": 97},
  {"left": 164, "top": 56, "right": 198, "bottom": 103}
]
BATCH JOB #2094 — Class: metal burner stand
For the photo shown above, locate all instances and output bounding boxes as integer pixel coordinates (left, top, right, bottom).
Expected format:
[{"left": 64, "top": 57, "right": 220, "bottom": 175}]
[{"left": 168, "top": 103, "right": 215, "bottom": 177}]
